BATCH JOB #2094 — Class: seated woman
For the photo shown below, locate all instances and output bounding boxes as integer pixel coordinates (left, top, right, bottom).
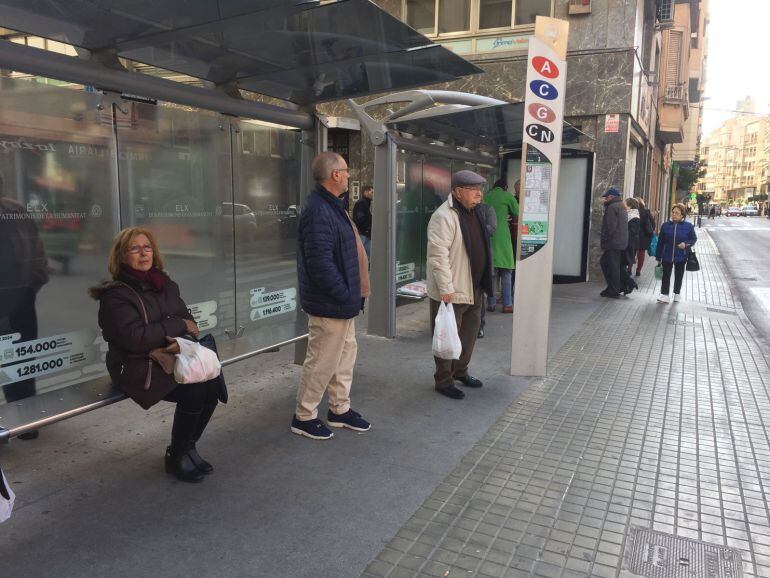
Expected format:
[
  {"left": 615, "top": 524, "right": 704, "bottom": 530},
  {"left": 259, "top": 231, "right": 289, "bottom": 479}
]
[{"left": 90, "top": 227, "right": 219, "bottom": 483}]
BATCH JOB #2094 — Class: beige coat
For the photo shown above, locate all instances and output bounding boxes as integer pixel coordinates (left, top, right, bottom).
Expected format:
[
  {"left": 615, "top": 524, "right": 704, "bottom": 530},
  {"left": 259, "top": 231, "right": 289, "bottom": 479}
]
[{"left": 426, "top": 196, "right": 475, "bottom": 305}]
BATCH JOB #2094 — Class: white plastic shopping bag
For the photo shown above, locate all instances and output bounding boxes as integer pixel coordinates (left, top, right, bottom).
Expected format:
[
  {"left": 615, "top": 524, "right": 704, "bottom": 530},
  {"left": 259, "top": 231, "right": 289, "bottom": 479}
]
[
  {"left": 173, "top": 337, "right": 222, "bottom": 384},
  {"left": 0, "top": 466, "right": 15, "bottom": 524},
  {"left": 432, "top": 302, "right": 462, "bottom": 360}
]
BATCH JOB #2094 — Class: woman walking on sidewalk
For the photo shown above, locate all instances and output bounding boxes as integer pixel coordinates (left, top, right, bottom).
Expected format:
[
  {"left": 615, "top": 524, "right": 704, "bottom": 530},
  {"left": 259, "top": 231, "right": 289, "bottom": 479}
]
[
  {"left": 655, "top": 203, "right": 697, "bottom": 303},
  {"left": 635, "top": 197, "right": 656, "bottom": 276}
]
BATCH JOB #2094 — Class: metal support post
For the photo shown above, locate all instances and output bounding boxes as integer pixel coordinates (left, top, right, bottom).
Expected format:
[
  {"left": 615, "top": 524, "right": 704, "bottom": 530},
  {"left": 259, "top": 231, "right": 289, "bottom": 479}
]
[{"left": 367, "top": 136, "right": 398, "bottom": 337}]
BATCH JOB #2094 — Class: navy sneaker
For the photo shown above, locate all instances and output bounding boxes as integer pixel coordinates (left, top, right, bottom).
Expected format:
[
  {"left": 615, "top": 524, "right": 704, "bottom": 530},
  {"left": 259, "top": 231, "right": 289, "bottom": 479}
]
[
  {"left": 327, "top": 409, "right": 371, "bottom": 432},
  {"left": 291, "top": 416, "right": 334, "bottom": 440}
]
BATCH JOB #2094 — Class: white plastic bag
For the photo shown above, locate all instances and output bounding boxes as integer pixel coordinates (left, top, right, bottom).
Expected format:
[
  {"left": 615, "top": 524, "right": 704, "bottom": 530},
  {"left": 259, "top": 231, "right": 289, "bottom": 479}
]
[
  {"left": 432, "top": 302, "right": 462, "bottom": 360},
  {"left": 0, "top": 466, "right": 15, "bottom": 524},
  {"left": 173, "top": 337, "right": 222, "bottom": 384}
]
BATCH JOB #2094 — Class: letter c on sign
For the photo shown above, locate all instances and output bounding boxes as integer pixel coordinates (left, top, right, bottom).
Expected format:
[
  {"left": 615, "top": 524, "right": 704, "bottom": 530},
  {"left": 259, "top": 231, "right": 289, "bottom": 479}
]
[
  {"left": 529, "top": 103, "right": 556, "bottom": 123},
  {"left": 532, "top": 56, "right": 559, "bottom": 79},
  {"left": 530, "top": 80, "right": 557, "bottom": 101}
]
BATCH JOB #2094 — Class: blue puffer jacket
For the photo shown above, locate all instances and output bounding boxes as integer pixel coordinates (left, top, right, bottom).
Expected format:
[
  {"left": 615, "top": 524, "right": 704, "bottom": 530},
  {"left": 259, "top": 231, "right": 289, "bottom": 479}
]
[
  {"left": 656, "top": 219, "right": 697, "bottom": 263},
  {"left": 297, "top": 184, "right": 361, "bottom": 319}
]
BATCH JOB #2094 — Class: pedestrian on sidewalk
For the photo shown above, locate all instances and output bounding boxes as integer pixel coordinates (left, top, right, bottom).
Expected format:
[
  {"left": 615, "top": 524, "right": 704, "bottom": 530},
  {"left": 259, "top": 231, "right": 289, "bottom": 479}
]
[
  {"left": 293, "top": 152, "right": 371, "bottom": 440},
  {"left": 655, "top": 203, "right": 697, "bottom": 303},
  {"left": 635, "top": 197, "right": 656, "bottom": 276},
  {"left": 484, "top": 178, "right": 518, "bottom": 314},
  {"left": 621, "top": 197, "right": 640, "bottom": 295},
  {"left": 476, "top": 198, "right": 497, "bottom": 339},
  {"left": 427, "top": 170, "right": 494, "bottom": 400},
  {"left": 90, "top": 227, "right": 221, "bottom": 483},
  {"left": 352, "top": 185, "right": 373, "bottom": 259},
  {"left": 599, "top": 188, "right": 628, "bottom": 299}
]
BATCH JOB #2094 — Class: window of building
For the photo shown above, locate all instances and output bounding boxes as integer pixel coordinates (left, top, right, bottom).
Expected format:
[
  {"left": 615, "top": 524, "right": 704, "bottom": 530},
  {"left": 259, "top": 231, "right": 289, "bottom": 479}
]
[
  {"left": 406, "top": 0, "right": 436, "bottom": 34},
  {"left": 439, "top": 0, "right": 471, "bottom": 33},
  {"left": 406, "top": 0, "right": 552, "bottom": 36}
]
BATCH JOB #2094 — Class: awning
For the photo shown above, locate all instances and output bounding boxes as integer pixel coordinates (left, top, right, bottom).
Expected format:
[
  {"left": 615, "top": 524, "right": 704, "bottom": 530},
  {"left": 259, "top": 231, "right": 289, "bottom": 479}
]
[
  {"left": 0, "top": 0, "right": 481, "bottom": 105},
  {"left": 386, "top": 102, "right": 586, "bottom": 151}
]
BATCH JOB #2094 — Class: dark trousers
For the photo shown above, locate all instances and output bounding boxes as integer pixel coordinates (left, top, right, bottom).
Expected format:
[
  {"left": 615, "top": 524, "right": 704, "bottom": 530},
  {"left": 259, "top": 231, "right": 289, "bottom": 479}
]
[
  {"left": 1, "top": 288, "right": 38, "bottom": 403},
  {"left": 661, "top": 261, "right": 685, "bottom": 295},
  {"left": 600, "top": 249, "right": 623, "bottom": 295},
  {"left": 164, "top": 379, "right": 220, "bottom": 413},
  {"left": 430, "top": 290, "right": 482, "bottom": 389}
]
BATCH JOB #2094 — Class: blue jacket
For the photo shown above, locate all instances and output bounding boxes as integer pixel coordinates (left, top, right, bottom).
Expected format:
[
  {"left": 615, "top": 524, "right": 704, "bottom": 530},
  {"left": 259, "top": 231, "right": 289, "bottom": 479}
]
[
  {"left": 297, "top": 184, "right": 361, "bottom": 319},
  {"left": 656, "top": 219, "right": 697, "bottom": 263}
]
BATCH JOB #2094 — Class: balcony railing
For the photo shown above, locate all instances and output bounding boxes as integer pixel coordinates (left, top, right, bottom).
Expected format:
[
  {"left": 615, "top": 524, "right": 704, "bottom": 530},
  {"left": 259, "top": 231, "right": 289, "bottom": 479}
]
[{"left": 664, "top": 84, "right": 688, "bottom": 103}]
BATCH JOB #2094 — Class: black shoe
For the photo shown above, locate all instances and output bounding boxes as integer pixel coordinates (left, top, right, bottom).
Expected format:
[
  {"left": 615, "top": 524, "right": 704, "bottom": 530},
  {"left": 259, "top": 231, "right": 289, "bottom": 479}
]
[
  {"left": 167, "top": 407, "right": 206, "bottom": 482},
  {"left": 456, "top": 375, "right": 483, "bottom": 388},
  {"left": 602, "top": 292, "right": 621, "bottom": 299},
  {"left": 477, "top": 328, "right": 485, "bottom": 339},
  {"left": 165, "top": 448, "right": 205, "bottom": 483},
  {"left": 327, "top": 408, "right": 371, "bottom": 432},
  {"left": 600, "top": 289, "right": 610, "bottom": 297},
  {"left": 486, "top": 305, "right": 496, "bottom": 312},
  {"left": 291, "top": 416, "right": 334, "bottom": 440},
  {"left": 17, "top": 429, "right": 39, "bottom": 440},
  {"left": 188, "top": 445, "right": 214, "bottom": 474},
  {"left": 436, "top": 384, "right": 465, "bottom": 399},
  {"left": 635, "top": 272, "right": 641, "bottom": 277}
]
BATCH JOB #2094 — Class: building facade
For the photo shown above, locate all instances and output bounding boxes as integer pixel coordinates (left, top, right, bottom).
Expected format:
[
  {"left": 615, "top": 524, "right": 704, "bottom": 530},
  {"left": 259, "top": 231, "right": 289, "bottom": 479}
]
[
  {"left": 699, "top": 112, "right": 770, "bottom": 206},
  {"left": 320, "top": 0, "right": 708, "bottom": 280}
]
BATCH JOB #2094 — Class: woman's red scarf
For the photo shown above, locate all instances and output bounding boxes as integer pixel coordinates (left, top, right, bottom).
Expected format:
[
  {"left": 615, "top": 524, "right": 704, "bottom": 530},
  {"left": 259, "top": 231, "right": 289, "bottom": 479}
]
[{"left": 121, "top": 264, "right": 167, "bottom": 292}]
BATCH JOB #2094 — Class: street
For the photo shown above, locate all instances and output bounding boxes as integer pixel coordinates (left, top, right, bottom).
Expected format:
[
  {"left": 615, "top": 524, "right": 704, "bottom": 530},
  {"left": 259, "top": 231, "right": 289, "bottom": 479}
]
[{"left": 704, "top": 215, "right": 770, "bottom": 342}]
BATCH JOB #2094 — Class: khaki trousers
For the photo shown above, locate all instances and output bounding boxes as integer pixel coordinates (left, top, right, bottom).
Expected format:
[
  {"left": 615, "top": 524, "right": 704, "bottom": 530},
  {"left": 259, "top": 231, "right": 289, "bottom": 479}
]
[
  {"left": 429, "top": 290, "right": 482, "bottom": 389},
  {"left": 295, "top": 315, "right": 357, "bottom": 421}
]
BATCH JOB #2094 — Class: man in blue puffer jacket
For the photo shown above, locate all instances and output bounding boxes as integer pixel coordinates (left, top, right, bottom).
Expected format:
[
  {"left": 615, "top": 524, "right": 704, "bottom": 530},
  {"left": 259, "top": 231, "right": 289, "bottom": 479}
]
[
  {"left": 655, "top": 202, "right": 697, "bottom": 303},
  {"left": 292, "top": 152, "right": 372, "bottom": 440}
]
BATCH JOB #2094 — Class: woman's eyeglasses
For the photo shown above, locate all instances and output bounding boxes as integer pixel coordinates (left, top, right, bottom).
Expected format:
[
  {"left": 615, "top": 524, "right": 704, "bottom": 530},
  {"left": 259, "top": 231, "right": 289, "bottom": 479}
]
[{"left": 127, "top": 244, "right": 153, "bottom": 255}]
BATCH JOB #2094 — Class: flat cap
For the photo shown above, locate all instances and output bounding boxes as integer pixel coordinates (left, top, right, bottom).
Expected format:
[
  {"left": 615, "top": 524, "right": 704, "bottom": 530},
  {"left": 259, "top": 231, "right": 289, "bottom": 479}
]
[
  {"left": 601, "top": 187, "right": 621, "bottom": 198},
  {"left": 451, "top": 170, "right": 486, "bottom": 190}
]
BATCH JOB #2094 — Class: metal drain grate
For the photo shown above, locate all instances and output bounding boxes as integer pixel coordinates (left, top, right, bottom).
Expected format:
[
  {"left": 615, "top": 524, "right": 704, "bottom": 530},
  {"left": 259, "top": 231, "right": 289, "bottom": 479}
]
[{"left": 622, "top": 527, "right": 743, "bottom": 577}]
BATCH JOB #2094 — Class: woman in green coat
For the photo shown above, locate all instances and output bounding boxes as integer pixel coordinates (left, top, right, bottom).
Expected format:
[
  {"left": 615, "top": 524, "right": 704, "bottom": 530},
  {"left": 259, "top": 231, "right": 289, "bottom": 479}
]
[{"left": 483, "top": 179, "right": 519, "bottom": 312}]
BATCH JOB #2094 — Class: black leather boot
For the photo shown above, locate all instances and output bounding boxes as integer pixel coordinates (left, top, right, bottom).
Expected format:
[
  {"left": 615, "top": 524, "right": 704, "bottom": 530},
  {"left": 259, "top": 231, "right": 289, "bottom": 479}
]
[
  {"left": 165, "top": 408, "right": 204, "bottom": 483},
  {"left": 188, "top": 402, "right": 217, "bottom": 474}
]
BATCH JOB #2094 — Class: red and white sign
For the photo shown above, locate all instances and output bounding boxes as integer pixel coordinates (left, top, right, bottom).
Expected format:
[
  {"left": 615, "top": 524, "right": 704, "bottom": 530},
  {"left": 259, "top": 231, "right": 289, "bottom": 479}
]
[{"left": 604, "top": 113, "right": 620, "bottom": 133}]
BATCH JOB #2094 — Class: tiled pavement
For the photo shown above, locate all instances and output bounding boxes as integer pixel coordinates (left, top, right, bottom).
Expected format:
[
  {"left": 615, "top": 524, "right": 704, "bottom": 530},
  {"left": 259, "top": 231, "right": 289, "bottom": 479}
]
[{"left": 365, "top": 228, "right": 770, "bottom": 578}]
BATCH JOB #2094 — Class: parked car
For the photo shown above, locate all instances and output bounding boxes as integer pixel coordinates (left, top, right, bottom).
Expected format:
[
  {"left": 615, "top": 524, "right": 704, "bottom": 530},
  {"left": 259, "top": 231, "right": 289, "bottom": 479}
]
[
  {"left": 221, "top": 202, "right": 258, "bottom": 240},
  {"left": 742, "top": 205, "right": 759, "bottom": 217},
  {"left": 725, "top": 206, "right": 741, "bottom": 216}
]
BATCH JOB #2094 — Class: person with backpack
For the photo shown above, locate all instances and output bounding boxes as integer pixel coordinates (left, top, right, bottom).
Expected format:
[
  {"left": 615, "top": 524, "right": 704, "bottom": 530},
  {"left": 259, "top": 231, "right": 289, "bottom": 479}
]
[
  {"left": 634, "top": 197, "right": 656, "bottom": 277},
  {"left": 655, "top": 203, "right": 697, "bottom": 303}
]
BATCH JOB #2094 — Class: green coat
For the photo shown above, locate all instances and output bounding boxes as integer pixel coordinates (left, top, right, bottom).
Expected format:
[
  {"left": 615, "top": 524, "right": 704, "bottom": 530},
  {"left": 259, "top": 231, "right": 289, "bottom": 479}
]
[{"left": 484, "top": 186, "right": 519, "bottom": 269}]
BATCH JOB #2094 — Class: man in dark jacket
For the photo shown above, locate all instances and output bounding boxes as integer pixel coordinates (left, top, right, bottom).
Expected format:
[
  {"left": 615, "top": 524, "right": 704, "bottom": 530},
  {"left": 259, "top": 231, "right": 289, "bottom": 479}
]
[
  {"left": 352, "top": 185, "right": 373, "bottom": 258},
  {"left": 293, "top": 152, "right": 371, "bottom": 440},
  {"left": 599, "top": 187, "right": 628, "bottom": 298}
]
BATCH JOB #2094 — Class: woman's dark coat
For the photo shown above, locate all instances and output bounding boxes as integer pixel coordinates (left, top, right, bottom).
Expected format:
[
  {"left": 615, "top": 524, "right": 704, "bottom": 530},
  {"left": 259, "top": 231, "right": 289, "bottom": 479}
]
[
  {"left": 655, "top": 219, "right": 697, "bottom": 264},
  {"left": 638, "top": 207, "right": 656, "bottom": 250},
  {"left": 90, "top": 271, "right": 192, "bottom": 409},
  {"left": 626, "top": 215, "right": 641, "bottom": 265}
]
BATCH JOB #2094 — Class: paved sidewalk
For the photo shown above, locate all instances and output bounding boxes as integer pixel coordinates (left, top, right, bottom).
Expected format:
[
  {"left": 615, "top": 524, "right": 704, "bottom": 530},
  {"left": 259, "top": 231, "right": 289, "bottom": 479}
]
[{"left": 365, "top": 228, "right": 770, "bottom": 577}]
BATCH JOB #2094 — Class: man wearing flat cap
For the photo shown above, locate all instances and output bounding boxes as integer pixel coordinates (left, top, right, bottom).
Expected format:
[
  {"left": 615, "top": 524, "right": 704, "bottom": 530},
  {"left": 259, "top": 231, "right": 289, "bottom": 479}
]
[
  {"left": 426, "top": 170, "right": 494, "bottom": 400},
  {"left": 599, "top": 187, "right": 628, "bottom": 298}
]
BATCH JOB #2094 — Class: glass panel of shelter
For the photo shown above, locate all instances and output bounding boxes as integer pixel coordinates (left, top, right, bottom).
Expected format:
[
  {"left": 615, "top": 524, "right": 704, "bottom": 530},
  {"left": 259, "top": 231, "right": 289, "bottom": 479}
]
[
  {"left": 0, "top": 77, "right": 309, "bottom": 407},
  {"left": 0, "top": 78, "right": 118, "bottom": 404},
  {"left": 229, "top": 121, "right": 305, "bottom": 356},
  {"left": 114, "top": 102, "right": 236, "bottom": 348}
]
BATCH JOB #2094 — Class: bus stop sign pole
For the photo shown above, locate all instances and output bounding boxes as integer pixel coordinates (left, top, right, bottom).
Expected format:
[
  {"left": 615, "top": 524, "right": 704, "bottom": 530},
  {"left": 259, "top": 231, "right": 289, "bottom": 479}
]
[{"left": 511, "top": 16, "right": 569, "bottom": 377}]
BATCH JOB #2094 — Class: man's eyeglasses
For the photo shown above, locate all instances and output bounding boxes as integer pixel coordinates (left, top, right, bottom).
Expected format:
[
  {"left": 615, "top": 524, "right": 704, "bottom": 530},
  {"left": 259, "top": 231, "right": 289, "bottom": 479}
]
[
  {"left": 127, "top": 244, "right": 153, "bottom": 255},
  {"left": 334, "top": 167, "right": 350, "bottom": 175}
]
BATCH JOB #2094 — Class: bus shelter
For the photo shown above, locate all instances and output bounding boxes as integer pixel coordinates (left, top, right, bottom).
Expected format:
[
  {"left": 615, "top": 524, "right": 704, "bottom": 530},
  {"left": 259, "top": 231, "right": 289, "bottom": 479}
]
[
  {"left": 349, "top": 92, "right": 592, "bottom": 338},
  {"left": 0, "top": 0, "right": 481, "bottom": 440}
]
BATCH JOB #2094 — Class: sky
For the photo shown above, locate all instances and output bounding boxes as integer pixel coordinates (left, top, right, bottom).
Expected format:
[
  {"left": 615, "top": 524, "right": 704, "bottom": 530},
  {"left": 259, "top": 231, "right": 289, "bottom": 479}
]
[{"left": 700, "top": 0, "right": 770, "bottom": 137}]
